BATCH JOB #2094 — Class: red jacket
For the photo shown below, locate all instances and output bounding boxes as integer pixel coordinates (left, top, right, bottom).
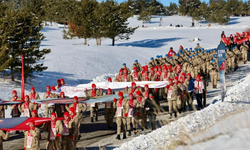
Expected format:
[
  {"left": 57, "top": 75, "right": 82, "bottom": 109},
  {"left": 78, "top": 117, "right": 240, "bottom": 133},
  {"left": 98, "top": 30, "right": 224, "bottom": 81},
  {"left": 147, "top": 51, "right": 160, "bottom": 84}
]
[{"left": 168, "top": 50, "right": 176, "bottom": 57}]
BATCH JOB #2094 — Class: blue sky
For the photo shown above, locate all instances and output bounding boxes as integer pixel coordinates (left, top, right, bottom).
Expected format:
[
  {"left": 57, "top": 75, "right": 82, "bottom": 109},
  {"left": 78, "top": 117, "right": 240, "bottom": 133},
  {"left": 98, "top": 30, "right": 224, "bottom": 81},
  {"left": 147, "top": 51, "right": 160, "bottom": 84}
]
[{"left": 97, "top": 0, "right": 249, "bottom": 6}]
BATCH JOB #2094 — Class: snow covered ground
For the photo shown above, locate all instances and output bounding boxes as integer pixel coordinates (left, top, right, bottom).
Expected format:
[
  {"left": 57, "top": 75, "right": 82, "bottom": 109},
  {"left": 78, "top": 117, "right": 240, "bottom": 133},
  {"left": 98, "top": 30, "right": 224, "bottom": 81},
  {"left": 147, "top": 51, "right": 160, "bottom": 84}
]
[
  {"left": 0, "top": 15, "right": 250, "bottom": 149},
  {"left": 176, "top": 110, "right": 250, "bottom": 150}
]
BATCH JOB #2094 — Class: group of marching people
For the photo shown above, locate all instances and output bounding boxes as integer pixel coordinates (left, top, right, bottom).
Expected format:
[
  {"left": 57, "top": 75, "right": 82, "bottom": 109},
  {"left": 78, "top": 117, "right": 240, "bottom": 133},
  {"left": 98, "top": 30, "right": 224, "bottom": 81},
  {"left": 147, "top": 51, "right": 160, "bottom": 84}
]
[
  {"left": 0, "top": 35, "right": 249, "bottom": 148},
  {"left": 0, "top": 78, "right": 88, "bottom": 150},
  {"left": 112, "top": 41, "right": 249, "bottom": 139}
]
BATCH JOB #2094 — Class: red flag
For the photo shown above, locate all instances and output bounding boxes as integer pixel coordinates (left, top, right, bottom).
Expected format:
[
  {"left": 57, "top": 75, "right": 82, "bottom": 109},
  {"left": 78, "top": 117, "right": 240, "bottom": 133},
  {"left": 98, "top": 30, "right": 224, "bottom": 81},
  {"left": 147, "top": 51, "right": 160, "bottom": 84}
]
[{"left": 21, "top": 54, "right": 25, "bottom": 100}]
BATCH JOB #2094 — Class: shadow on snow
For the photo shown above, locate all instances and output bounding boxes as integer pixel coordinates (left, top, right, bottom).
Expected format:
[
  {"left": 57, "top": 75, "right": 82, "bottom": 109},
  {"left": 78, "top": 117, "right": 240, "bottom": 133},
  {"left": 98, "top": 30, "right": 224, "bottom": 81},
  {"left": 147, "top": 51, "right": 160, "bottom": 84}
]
[{"left": 115, "top": 38, "right": 184, "bottom": 48}]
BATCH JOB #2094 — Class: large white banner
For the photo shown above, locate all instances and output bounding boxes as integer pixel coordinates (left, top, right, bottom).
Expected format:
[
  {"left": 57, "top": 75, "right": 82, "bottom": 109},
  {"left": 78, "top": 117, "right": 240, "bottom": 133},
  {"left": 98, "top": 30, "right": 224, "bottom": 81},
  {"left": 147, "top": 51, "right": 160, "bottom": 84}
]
[{"left": 61, "top": 81, "right": 169, "bottom": 97}]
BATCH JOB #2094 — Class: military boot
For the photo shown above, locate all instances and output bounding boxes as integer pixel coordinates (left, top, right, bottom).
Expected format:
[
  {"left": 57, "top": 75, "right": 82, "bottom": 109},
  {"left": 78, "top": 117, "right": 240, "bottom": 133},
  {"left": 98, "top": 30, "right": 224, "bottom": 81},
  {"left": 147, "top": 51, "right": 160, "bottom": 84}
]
[
  {"left": 116, "top": 134, "right": 121, "bottom": 140},
  {"left": 123, "top": 133, "right": 127, "bottom": 139}
]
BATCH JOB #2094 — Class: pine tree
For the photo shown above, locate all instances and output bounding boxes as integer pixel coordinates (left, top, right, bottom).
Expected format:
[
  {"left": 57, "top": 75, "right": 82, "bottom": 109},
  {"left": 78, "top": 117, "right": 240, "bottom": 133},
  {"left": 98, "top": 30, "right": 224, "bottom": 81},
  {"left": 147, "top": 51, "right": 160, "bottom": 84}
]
[
  {"left": 6, "top": 7, "right": 51, "bottom": 82},
  {"left": 0, "top": 2, "right": 12, "bottom": 72},
  {"left": 165, "top": 2, "right": 178, "bottom": 16},
  {"left": 63, "top": 0, "right": 98, "bottom": 45},
  {"left": 192, "top": 2, "right": 208, "bottom": 21},
  {"left": 95, "top": 0, "right": 138, "bottom": 46},
  {"left": 178, "top": 0, "right": 188, "bottom": 16},
  {"left": 224, "top": 0, "right": 240, "bottom": 16},
  {"left": 44, "top": 0, "right": 59, "bottom": 26},
  {"left": 138, "top": 8, "right": 152, "bottom": 23}
]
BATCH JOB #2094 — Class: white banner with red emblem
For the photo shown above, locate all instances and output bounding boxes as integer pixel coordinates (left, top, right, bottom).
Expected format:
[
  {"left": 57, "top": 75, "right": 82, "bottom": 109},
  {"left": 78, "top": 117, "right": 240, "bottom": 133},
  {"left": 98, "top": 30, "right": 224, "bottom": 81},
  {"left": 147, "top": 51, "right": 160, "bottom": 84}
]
[{"left": 60, "top": 81, "right": 169, "bottom": 97}]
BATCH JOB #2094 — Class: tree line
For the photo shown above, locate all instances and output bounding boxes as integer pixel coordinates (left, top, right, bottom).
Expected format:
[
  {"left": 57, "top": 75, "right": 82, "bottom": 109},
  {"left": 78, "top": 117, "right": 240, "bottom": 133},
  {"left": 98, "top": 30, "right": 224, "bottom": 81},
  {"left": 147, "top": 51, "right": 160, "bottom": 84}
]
[
  {"left": 0, "top": 0, "right": 139, "bottom": 82},
  {"left": 170, "top": 0, "right": 250, "bottom": 24},
  {"left": 130, "top": 0, "right": 250, "bottom": 24}
]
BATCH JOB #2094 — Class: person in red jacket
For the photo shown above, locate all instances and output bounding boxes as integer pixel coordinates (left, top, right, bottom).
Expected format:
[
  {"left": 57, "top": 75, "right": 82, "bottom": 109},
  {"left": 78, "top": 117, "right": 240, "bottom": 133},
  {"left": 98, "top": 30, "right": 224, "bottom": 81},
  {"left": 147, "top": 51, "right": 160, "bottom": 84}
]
[{"left": 168, "top": 47, "right": 176, "bottom": 58}]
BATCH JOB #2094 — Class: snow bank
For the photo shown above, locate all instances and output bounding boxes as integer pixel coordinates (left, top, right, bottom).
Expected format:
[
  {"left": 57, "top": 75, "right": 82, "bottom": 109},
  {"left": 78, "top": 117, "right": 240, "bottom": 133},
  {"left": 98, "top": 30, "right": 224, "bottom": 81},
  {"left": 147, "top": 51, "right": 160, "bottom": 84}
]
[
  {"left": 115, "top": 74, "right": 250, "bottom": 150},
  {"left": 176, "top": 110, "right": 250, "bottom": 150}
]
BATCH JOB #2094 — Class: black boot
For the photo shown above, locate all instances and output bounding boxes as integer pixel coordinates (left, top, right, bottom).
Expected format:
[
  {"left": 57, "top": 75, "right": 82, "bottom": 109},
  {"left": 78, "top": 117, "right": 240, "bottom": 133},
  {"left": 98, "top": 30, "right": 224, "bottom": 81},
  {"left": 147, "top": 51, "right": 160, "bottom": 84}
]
[
  {"left": 78, "top": 135, "right": 81, "bottom": 140},
  {"left": 178, "top": 109, "right": 181, "bottom": 114},
  {"left": 91, "top": 117, "right": 94, "bottom": 122},
  {"left": 128, "top": 131, "right": 131, "bottom": 136},
  {"left": 95, "top": 116, "right": 98, "bottom": 121},
  {"left": 174, "top": 112, "right": 177, "bottom": 118},
  {"left": 116, "top": 134, "right": 121, "bottom": 140},
  {"left": 123, "top": 133, "right": 127, "bottom": 139}
]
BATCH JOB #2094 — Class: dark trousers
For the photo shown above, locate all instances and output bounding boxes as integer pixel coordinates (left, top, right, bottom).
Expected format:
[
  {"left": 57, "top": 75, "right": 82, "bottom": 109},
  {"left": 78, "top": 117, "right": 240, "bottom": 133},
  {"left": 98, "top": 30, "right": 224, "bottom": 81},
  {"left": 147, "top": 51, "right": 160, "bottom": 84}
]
[
  {"left": 148, "top": 114, "right": 156, "bottom": 130},
  {"left": 195, "top": 94, "right": 203, "bottom": 109},
  {"left": 247, "top": 51, "right": 250, "bottom": 61}
]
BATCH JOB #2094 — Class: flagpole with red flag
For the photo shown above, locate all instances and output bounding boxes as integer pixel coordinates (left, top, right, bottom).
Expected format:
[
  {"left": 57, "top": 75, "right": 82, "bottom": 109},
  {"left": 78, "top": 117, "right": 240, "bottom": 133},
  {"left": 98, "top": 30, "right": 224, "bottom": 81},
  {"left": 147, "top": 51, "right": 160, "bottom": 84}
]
[{"left": 21, "top": 54, "right": 25, "bottom": 100}]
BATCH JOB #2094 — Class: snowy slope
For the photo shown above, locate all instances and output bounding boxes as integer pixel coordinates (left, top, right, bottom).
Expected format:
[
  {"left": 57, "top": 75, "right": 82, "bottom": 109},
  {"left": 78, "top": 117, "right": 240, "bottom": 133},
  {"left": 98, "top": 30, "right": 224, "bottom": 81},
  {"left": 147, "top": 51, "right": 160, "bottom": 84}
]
[{"left": 176, "top": 110, "right": 250, "bottom": 150}]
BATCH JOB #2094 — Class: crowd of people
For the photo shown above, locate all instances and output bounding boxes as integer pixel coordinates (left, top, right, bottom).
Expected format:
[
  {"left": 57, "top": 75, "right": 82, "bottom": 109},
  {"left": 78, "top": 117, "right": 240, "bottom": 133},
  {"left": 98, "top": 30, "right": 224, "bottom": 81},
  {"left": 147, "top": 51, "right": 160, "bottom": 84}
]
[{"left": 0, "top": 34, "right": 249, "bottom": 149}]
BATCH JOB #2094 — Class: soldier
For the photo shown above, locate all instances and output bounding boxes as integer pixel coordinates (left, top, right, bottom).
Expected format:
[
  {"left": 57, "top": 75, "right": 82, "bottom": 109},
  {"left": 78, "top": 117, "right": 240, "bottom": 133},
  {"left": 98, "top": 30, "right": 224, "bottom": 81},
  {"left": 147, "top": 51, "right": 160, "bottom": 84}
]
[
  {"left": 165, "top": 78, "right": 177, "bottom": 118},
  {"left": 61, "top": 78, "right": 66, "bottom": 86},
  {"left": 61, "top": 112, "right": 76, "bottom": 150},
  {"left": 225, "top": 48, "right": 232, "bottom": 73},
  {"left": 144, "top": 93, "right": 159, "bottom": 131},
  {"left": 31, "top": 110, "right": 38, "bottom": 118},
  {"left": 195, "top": 43, "right": 202, "bottom": 50},
  {"left": 148, "top": 57, "right": 156, "bottom": 68},
  {"left": 114, "top": 69, "right": 123, "bottom": 82},
  {"left": 126, "top": 93, "right": 139, "bottom": 136},
  {"left": 185, "top": 73, "right": 194, "bottom": 112},
  {"left": 85, "top": 84, "right": 103, "bottom": 122},
  {"left": 240, "top": 42, "right": 249, "bottom": 64},
  {"left": 209, "top": 60, "right": 218, "bottom": 88},
  {"left": 174, "top": 77, "right": 183, "bottom": 114},
  {"left": 108, "top": 77, "right": 112, "bottom": 82},
  {"left": 160, "top": 65, "right": 168, "bottom": 81},
  {"left": 113, "top": 92, "right": 129, "bottom": 140},
  {"left": 135, "top": 91, "right": 146, "bottom": 131},
  {"left": 104, "top": 88, "right": 115, "bottom": 129},
  {"left": 194, "top": 75, "right": 205, "bottom": 110},
  {"left": 55, "top": 79, "right": 62, "bottom": 90},
  {"left": 68, "top": 107, "right": 79, "bottom": 149},
  {"left": 168, "top": 47, "right": 176, "bottom": 57},
  {"left": 65, "top": 96, "right": 87, "bottom": 141},
  {"left": 24, "top": 120, "right": 40, "bottom": 150},
  {"left": 122, "top": 63, "right": 131, "bottom": 74},
  {"left": 132, "top": 60, "right": 142, "bottom": 71},
  {"left": 153, "top": 70, "right": 162, "bottom": 81},
  {"left": 148, "top": 67, "right": 155, "bottom": 81},
  {"left": 0, "top": 105, "right": 7, "bottom": 118},
  {"left": 233, "top": 46, "right": 241, "bottom": 70},
  {"left": 43, "top": 86, "right": 55, "bottom": 117},
  {"left": 131, "top": 67, "right": 141, "bottom": 82},
  {"left": 167, "top": 65, "right": 176, "bottom": 79},
  {"left": 55, "top": 92, "right": 66, "bottom": 117},
  {"left": 0, "top": 129, "right": 9, "bottom": 150},
  {"left": 29, "top": 87, "right": 40, "bottom": 100},
  {"left": 141, "top": 68, "right": 150, "bottom": 81},
  {"left": 29, "top": 87, "right": 40, "bottom": 111},
  {"left": 44, "top": 112, "right": 63, "bottom": 150},
  {"left": 127, "top": 82, "right": 141, "bottom": 94},
  {"left": 179, "top": 76, "right": 188, "bottom": 111},
  {"left": 122, "top": 68, "right": 132, "bottom": 82},
  {"left": 10, "top": 90, "right": 22, "bottom": 118},
  {"left": 18, "top": 95, "right": 35, "bottom": 117}
]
